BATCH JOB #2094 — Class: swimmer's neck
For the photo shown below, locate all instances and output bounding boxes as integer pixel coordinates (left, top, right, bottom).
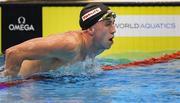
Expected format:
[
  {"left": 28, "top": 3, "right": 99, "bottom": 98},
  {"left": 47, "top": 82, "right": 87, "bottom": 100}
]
[{"left": 81, "top": 30, "right": 105, "bottom": 58}]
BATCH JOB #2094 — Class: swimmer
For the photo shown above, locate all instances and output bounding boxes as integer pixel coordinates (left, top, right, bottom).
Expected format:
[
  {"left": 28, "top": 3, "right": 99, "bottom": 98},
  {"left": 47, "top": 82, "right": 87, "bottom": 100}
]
[{"left": 1, "top": 3, "right": 116, "bottom": 77}]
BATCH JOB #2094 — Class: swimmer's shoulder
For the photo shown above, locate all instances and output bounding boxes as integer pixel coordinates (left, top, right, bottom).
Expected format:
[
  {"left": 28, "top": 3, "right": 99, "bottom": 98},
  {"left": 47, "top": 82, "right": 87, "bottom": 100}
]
[
  {"left": 45, "top": 30, "right": 81, "bottom": 38},
  {"left": 41, "top": 31, "right": 83, "bottom": 47},
  {"left": 61, "top": 30, "right": 84, "bottom": 41},
  {"left": 64, "top": 30, "right": 83, "bottom": 36}
]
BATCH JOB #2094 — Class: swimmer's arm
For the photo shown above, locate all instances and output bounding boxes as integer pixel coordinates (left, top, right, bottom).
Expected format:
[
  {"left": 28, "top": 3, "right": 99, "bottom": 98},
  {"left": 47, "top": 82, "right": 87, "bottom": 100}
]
[
  {"left": 3, "top": 47, "right": 25, "bottom": 77},
  {"left": 3, "top": 35, "right": 79, "bottom": 76}
]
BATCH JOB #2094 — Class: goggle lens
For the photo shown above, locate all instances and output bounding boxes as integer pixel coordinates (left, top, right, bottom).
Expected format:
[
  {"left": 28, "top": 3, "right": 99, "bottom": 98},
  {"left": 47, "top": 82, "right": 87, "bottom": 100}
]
[{"left": 99, "top": 12, "right": 116, "bottom": 21}]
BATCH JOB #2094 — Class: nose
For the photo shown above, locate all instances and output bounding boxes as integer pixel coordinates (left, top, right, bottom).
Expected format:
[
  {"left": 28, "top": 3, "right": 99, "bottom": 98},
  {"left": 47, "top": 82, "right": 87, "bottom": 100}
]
[{"left": 111, "top": 23, "right": 116, "bottom": 35}]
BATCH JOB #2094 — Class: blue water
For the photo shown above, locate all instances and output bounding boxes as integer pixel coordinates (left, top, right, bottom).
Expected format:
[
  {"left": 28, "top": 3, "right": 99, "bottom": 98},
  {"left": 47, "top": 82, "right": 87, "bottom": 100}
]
[{"left": 0, "top": 57, "right": 180, "bottom": 103}]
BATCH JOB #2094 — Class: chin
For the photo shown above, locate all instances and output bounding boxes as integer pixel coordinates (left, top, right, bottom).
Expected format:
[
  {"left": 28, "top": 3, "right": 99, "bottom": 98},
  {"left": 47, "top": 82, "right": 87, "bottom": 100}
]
[
  {"left": 101, "top": 41, "right": 113, "bottom": 49},
  {"left": 107, "top": 45, "right": 112, "bottom": 49},
  {"left": 105, "top": 44, "right": 113, "bottom": 49}
]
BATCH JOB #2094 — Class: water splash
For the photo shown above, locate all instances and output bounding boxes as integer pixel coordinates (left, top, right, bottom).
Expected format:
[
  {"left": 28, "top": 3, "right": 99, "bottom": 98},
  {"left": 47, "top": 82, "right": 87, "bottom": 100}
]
[{"left": 43, "top": 58, "right": 104, "bottom": 77}]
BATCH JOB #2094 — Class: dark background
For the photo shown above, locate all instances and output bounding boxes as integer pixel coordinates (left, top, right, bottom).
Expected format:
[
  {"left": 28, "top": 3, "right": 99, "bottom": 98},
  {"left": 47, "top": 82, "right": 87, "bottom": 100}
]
[{"left": 2, "top": 4, "right": 42, "bottom": 53}]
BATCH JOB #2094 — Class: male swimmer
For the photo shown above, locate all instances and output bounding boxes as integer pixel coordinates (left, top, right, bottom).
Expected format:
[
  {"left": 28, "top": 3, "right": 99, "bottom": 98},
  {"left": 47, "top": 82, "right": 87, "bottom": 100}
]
[{"left": 1, "top": 3, "right": 116, "bottom": 77}]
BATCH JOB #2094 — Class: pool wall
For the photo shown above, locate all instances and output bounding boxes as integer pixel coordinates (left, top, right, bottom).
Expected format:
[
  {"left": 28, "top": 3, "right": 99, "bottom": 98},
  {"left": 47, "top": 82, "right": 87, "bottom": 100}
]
[{"left": 0, "top": 2, "right": 180, "bottom": 61}]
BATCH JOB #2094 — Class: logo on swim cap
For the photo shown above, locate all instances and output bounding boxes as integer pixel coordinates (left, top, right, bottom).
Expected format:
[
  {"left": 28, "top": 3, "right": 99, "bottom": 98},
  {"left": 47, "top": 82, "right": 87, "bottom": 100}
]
[
  {"left": 79, "top": 3, "right": 110, "bottom": 30},
  {"left": 82, "top": 8, "right": 102, "bottom": 21}
]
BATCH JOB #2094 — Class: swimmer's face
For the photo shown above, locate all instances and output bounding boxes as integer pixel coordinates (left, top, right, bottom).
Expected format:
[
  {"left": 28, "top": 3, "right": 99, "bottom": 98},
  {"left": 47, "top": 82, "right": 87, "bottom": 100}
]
[{"left": 92, "top": 17, "right": 116, "bottom": 49}]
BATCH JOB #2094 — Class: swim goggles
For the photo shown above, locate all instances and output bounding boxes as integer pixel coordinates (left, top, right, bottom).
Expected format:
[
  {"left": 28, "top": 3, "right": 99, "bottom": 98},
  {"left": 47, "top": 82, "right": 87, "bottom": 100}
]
[{"left": 98, "top": 11, "right": 116, "bottom": 21}]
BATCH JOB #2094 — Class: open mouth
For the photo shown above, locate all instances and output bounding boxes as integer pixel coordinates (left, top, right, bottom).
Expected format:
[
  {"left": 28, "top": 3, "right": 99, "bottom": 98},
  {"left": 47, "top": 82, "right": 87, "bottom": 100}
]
[{"left": 109, "top": 37, "right": 114, "bottom": 42}]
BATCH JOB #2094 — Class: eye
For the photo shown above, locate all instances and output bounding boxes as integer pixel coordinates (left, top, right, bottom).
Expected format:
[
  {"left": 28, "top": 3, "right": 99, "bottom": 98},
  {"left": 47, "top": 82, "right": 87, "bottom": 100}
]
[
  {"left": 104, "top": 20, "right": 115, "bottom": 26},
  {"left": 104, "top": 20, "right": 112, "bottom": 26}
]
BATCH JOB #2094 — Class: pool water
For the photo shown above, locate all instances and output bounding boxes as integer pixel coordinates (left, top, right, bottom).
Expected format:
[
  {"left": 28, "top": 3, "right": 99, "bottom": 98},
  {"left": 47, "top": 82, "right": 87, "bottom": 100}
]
[{"left": 0, "top": 57, "right": 180, "bottom": 103}]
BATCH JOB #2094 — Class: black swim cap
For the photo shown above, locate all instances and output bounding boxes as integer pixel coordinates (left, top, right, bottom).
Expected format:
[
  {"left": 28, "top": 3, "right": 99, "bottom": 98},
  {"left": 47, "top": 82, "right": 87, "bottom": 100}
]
[{"left": 79, "top": 3, "right": 110, "bottom": 30}]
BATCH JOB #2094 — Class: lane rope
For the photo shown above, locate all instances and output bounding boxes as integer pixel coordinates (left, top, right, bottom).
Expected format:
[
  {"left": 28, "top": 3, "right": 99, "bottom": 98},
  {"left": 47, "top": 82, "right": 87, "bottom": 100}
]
[
  {"left": 1, "top": 51, "right": 180, "bottom": 89},
  {"left": 102, "top": 51, "right": 180, "bottom": 70}
]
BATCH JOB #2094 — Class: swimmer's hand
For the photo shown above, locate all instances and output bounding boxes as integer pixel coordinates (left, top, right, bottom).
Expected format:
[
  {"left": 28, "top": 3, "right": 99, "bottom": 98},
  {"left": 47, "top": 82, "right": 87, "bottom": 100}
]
[
  {"left": 0, "top": 65, "right": 5, "bottom": 77},
  {"left": 1, "top": 68, "right": 19, "bottom": 77},
  {"left": 0, "top": 71, "right": 4, "bottom": 77}
]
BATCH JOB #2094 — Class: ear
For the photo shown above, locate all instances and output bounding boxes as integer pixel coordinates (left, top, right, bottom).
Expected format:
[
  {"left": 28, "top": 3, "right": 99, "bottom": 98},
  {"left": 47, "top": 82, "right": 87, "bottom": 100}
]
[{"left": 87, "top": 27, "right": 95, "bottom": 36}]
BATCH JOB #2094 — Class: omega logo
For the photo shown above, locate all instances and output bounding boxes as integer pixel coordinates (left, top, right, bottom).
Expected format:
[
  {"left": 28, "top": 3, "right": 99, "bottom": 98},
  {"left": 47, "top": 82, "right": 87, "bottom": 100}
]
[
  {"left": 18, "top": 16, "right": 26, "bottom": 24},
  {"left": 8, "top": 16, "right": 35, "bottom": 31}
]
